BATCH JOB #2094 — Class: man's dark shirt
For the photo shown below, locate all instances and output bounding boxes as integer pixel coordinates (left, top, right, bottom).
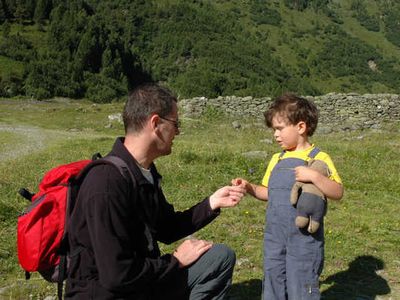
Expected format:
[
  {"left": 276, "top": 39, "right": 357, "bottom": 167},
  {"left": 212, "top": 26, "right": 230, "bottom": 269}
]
[{"left": 65, "top": 138, "right": 220, "bottom": 299}]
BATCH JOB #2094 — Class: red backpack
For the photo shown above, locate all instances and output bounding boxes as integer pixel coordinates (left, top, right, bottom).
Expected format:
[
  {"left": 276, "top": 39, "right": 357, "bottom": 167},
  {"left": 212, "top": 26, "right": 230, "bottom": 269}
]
[{"left": 17, "top": 155, "right": 134, "bottom": 299}]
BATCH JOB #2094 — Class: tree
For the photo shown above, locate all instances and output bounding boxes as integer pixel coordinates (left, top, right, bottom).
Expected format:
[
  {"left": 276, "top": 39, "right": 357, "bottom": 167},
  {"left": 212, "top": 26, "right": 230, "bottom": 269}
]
[
  {"left": 2, "top": 19, "right": 10, "bottom": 37},
  {"left": 25, "top": 51, "right": 81, "bottom": 99},
  {"left": 0, "top": 1, "right": 6, "bottom": 23},
  {"left": 34, "top": 0, "right": 52, "bottom": 23},
  {"left": 14, "top": 0, "right": 30, "bottom": 22}
]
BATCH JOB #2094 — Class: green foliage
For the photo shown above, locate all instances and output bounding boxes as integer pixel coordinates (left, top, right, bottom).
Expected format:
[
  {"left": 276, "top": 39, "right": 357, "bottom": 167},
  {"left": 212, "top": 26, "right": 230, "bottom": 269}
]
[
  {"left": 383, "top": 8, "right": 400, "bottom": 47},
  {"left": 284, "top": 0, "right": 329, "bottom": 11},
  {"left": 0, "top": 72, "right": 23, "bottom": 97},
  {"left": 0, "top": 33, "right": 34, "bottom": 61},
  {"left": 313, "top": 25, "right": 400, "bottom": 93},
  {"left": 2, "top": 20, "right": 10, "bottom": 37},
  {"left": 250, "top": 0, "right": 281, "bottom": 26},
  {"left": 24, "top": 51, "right": 81, "bottom": 99},
  {"left": 34, "top": 0, "right": 51, "bottom": 23},
  {"left": 1, "top": 0, "right": 400, "bottom": 100},
  {"left": 0, "top": 3, "right": 6, "bottom": 23},
  {"left": 84, "top": 72, "right": 124, "bottom": 103},
  {"left": 351, "top": 0, "right": 380, "bottom": 32}
]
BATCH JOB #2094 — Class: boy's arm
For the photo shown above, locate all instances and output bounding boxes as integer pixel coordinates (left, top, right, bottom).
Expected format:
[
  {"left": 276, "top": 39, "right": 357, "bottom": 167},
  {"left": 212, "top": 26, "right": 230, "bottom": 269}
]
[
  {"left": 294, "top": 166, "right": 344, "bottom": 200},
  {"left": 247, "top": 183, "right": 268, "bottom": 201},
  {"left": 231, "top": 153, "right": 277, "bottom": 202},
  {"left": 232, "top": 178, "right": 268, "bottom": 201}
]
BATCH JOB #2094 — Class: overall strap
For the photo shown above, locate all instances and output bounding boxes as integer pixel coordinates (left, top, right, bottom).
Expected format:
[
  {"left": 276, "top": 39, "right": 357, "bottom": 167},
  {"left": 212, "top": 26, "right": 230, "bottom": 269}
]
[
  {"left": 278, "top": 147, "right": 320, "bottom": 162},
  {"left": 278, "top": 150, "right": 286, "bottom": 161},
  {"left": 307, "top": 147, "right": 321, "bottom": 160}
]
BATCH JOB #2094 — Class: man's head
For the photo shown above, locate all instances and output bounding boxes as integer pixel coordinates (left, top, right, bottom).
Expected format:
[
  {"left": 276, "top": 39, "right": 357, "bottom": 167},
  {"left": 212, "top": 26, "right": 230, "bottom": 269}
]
[
  {"left": 123, "top": 83, "right": 180, "bottom": 159},
  {"left": 123, "top": 83, "right": 178, "bottom": 134},
  {"left": 264, "top": 93, "right": 319, "bottom": 137}
]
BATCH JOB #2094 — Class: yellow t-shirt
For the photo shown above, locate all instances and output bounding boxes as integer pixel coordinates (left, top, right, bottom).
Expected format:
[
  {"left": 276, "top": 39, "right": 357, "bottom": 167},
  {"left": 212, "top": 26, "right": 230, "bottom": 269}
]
[{"left": 261, "top": 145, "right": 342, "bottom": 187}]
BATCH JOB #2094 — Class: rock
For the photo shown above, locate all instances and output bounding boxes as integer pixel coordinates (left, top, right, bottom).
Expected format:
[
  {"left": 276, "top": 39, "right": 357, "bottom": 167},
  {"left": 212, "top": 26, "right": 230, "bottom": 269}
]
[
  {"left": 232, "top": 121, "right": 241, "bottom": 129},
  {"left": 260, "top": 138, "right": 273, "bottom": 144},
  {"left": 242, "top": 151, "right": 268, "bottom": 159},
  {"left": 108, "top": 113, "right": 122, "bottom": 124},
  {"left": 236, "top": 257, "right": 250, "bottom": 267},
  {"left": 177, "top": 94, "right": 400, "bottom": 130}
]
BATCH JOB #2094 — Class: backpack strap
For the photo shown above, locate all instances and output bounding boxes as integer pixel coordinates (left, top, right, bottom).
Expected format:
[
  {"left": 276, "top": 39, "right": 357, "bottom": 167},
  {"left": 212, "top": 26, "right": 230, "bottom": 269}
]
[
  {"left": 57, "top": 156, "right": 140, "bottom": 300},
  {"left": 67, "top": 155, "right": 139, "bottom": 224},
  {"left": 100, "top": 156, "right": 154, "bottom": 252},
  {"left": 57, "top": 256, "right": 67, "bottom": 300},
  {"left": 69, "top": 155, "right": 154, "bottom": 257}
]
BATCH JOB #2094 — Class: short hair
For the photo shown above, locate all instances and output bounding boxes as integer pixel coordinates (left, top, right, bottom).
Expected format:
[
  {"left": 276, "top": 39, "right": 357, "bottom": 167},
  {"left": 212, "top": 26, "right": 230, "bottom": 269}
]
[
  {"left": 264, "top": 93, "right": 319, "bottom": 136},
  {"left": 123, "top": 83, "right": 177, "bottom": 133}
]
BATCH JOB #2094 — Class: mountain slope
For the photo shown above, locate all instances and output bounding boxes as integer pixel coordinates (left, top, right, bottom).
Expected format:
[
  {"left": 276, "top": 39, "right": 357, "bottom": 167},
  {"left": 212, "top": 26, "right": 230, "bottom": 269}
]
[{"left": 0, "top": 0, "right": 400, "bottom": 101}]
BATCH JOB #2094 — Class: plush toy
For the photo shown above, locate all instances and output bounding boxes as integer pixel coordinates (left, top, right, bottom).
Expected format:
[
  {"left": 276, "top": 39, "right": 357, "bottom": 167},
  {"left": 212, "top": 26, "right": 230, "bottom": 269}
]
[{"left": 290, "top": 159, "right": 330, "bottom": 234}]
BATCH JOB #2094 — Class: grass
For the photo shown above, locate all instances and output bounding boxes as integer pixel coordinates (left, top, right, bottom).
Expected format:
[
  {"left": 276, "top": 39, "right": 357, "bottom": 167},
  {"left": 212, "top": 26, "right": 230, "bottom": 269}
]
[{"left": 0, "top": 99, "right": 399, "bottom": 299}]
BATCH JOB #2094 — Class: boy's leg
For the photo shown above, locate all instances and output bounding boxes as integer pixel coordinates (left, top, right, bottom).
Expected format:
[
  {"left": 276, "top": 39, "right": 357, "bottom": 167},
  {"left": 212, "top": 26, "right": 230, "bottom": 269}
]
[
  {"left": 187, "top": 243, "right": 236, "bottom": 300},
  {"left": 286, "top": 228, "right": 324, "bottom": 300},
  {"left": 263, "top": 229, "right": 287, "bottom": 300}
]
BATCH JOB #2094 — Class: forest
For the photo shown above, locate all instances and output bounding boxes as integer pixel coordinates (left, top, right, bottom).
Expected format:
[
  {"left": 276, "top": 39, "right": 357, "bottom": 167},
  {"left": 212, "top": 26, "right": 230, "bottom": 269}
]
[{"left": 1, "top": 0, "right": 400, "bottom": 102}]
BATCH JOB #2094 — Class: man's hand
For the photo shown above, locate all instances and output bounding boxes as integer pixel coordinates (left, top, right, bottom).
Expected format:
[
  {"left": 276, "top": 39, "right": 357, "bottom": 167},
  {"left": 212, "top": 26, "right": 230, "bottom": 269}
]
[
  {"left": 209, "top": 185, "right": 246, "bottom": 210},
  {"left": 173, "top": 239, "right": 213, "bottom": 268}
]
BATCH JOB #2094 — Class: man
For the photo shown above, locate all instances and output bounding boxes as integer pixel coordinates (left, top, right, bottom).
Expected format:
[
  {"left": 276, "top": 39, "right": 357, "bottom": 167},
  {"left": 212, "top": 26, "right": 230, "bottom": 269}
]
[{"left": 65, "top": 83, "right": 246, "bottom": 299}]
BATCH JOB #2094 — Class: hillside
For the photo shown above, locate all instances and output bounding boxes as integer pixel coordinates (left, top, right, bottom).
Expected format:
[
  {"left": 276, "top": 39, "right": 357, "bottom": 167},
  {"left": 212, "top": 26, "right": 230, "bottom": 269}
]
[{"left": 1, "top": 0, "right": 400, "bottom": 101}]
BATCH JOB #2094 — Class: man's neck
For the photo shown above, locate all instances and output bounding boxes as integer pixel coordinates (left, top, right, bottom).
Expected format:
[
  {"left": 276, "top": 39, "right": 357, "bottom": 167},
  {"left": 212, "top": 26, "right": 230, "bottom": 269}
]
[{"left": 124, "top": 134, "right": 155, "bottom": 169}]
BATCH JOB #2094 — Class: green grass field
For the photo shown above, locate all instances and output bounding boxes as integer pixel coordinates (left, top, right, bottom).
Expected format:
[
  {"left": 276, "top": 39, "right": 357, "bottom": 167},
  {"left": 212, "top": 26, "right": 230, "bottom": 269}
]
[{"left": 0, "top": 99, "right": 399, "bottom": 299}]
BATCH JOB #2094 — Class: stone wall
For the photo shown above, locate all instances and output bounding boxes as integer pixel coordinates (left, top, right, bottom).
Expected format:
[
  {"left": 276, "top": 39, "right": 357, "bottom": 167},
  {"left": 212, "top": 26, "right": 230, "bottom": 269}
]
[{"left": 179, "top": 93, "right": 400, "bottom": 131}]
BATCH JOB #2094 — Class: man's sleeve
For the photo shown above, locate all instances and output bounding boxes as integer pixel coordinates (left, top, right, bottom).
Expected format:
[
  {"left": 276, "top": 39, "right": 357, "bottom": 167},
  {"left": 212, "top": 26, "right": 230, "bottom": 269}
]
[{"left": 155, "top": 196, "right": 220, "bottom": 244}]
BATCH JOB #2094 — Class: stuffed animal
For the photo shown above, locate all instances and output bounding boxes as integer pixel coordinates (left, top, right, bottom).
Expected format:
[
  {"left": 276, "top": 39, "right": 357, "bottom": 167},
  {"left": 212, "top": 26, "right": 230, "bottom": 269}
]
[{"left": 290, "top": 159, "right": 330, "bottom": 234}]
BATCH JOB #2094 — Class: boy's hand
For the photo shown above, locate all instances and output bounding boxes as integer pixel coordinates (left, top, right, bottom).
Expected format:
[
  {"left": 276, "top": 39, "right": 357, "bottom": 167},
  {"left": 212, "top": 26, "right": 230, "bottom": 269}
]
[
  {"left": 294, "top": 166, "right": 319, "bottom": 183},
  {"left": 232, "top": 177, "right": 268, "bottom": 201},
  {"left": 231, "top": 178, "right": 248, "bottom": 189}
]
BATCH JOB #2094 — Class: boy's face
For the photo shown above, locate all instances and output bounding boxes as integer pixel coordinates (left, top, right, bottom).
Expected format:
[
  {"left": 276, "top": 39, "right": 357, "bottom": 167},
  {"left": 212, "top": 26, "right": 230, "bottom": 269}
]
[{"left": 271, "top": 115, "right": 306, "bottom": 151}]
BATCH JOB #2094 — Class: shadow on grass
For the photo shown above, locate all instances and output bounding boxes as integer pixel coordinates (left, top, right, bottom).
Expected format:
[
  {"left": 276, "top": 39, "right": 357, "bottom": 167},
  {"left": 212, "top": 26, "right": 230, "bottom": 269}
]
[
  {"left": 228, "top": 279, "right": 262, "bottom": 299},
  {"left": 321, "top": 255, "right": 390, "bottom": 300}
]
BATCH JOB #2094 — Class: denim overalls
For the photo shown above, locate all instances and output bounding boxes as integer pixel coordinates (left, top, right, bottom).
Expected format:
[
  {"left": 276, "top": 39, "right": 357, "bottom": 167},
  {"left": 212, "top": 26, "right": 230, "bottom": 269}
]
[{"left": 263, "top": 148, "right": 324, "bottom": 300}]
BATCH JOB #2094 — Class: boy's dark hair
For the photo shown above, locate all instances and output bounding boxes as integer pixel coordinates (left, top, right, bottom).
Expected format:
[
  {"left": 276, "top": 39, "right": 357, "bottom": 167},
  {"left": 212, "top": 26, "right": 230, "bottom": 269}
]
[
  {"left": 264, "top": 93, "right": 319, "bottom": 136},
  {"left": 123, "top": 83, "right": 177, "bottom": 133}
]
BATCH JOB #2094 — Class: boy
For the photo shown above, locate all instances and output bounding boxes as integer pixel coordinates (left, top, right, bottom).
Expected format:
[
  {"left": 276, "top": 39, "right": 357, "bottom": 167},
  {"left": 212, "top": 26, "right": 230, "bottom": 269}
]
[{"left": 232, "top": 94, "right": 343, "bottom": 300}]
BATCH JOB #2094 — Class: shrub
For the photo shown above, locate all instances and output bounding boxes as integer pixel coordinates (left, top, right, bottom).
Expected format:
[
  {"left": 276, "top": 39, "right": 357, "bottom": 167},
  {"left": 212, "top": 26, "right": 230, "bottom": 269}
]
[
  {"left": 84, "top": 72, "right": 125, "bottom": 103},
  {"left": 0, "top": 73, "right": 23, "bottom": 97},
  {"left": 0, "top": 33, "right": 34, "bottom": 61},
  {"left": 250, "top": 1, "right": 281, "bottom": 26},
  {"left": 24, "top": 52, "right": 81, "bottom": 99}
]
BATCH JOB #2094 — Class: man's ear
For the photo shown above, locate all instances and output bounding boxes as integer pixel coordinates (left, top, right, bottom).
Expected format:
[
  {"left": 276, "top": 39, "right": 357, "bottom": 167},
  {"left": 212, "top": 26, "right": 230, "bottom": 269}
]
[
  {"left": 149, "top": 114, "right": 160, "bottom": 131},
  {"left": 297, "top": 121, "right": 307, "bottom": 135}
]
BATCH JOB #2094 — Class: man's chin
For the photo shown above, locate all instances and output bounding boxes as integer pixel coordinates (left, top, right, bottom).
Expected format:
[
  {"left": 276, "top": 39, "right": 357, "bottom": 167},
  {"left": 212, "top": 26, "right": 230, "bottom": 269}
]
[{"left": 163, "top": 148, "right": 172, "bottom": 156}]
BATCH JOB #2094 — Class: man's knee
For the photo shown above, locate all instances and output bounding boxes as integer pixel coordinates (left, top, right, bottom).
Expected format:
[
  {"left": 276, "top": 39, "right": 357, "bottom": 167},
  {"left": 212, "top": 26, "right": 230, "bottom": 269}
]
[{"left": 208, "top": 244, "right": 236, "bottom": 271}]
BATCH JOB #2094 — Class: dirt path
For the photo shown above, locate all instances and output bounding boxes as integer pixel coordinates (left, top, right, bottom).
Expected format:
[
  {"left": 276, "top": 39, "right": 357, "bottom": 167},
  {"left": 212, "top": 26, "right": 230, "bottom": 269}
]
[
  {"left": 0, "top": 124, "right": 113, "bottom": 162},
  {"left": 0, "top": 124, "right": 53, "bottom": 161}
]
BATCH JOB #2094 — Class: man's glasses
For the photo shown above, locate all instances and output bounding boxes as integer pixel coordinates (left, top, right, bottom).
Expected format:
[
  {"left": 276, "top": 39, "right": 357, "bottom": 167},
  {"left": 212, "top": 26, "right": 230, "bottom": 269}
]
[{"left": 159, "top": 116, "right": 181, "bottom": 129}]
